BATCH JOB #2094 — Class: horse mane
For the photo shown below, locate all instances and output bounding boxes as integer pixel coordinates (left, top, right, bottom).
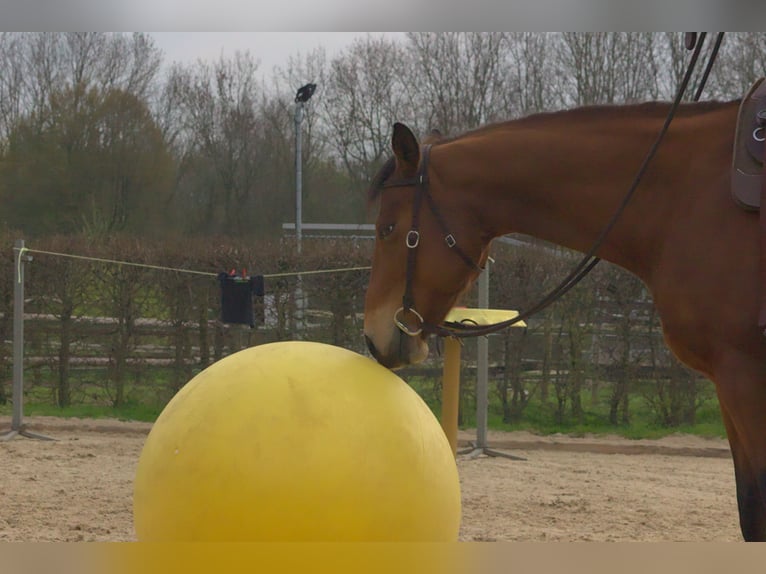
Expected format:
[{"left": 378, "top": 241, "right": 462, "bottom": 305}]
[
  {"left": 449, "top": 99, "right": 741, "bottom": 139},
  {"left": 522, "top": 98, "right": 738, "bottom": 122},
  {"left": 367, "top": 98, "right": 740, "bottom": 204},
  {"left": 368, "top": 157, "right": 397, "bottom": 203}
]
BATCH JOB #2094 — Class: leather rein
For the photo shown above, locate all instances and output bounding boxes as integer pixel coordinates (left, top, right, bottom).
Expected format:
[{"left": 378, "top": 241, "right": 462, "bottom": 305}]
[{"left": 379, "top": 32, "right": 724, "bottom": 340}]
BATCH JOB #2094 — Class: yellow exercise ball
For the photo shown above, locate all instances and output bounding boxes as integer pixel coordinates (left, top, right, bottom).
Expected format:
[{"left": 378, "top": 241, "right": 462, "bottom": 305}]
[{"left": 133, "top": 341, "right": 461, "bottom": 541}]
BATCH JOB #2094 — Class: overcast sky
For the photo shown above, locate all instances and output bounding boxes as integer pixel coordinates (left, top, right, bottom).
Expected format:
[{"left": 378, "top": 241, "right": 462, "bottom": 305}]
[
  {"left": 150, "top": 32, "right": 404, "bottom": 76},
  {"left": 0, "top": 0, "right": 756, "bottom": 32}
]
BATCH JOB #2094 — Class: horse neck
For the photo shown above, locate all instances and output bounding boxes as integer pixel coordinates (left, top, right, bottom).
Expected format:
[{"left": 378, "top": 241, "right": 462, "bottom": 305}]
[{"left": 433, "top": 104, "right": 737, "bottom": 282}]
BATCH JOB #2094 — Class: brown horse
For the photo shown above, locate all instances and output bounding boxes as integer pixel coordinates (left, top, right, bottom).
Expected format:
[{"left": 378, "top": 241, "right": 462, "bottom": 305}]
[{"left": 363, "top": 100, "right": 766, "bottom": 541}]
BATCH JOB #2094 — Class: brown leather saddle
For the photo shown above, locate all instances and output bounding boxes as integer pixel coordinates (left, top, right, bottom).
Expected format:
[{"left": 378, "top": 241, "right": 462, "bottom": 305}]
[
  {"left": 732, "top": 77, "right": 766, "bottom": 210},
  {"left": 732, "top": 79, "right": 766, "bottom": 330}
]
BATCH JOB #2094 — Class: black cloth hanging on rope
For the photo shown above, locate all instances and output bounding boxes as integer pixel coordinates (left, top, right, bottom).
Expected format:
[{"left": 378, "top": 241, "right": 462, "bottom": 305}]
[{"left": 218, "top": 271, "right": 265, "bottom": 327}]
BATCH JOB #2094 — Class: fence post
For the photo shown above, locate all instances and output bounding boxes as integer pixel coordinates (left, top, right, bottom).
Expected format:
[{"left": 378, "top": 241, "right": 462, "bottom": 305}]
[
  {"left": 1, "top": 239, "right": 54, "bottom": 441},
  {"left": 475, "top": 261, "right": 490, "bottom": 449},
  {"left": 460, "top": 261, "right": 525, "bottom": 460}
]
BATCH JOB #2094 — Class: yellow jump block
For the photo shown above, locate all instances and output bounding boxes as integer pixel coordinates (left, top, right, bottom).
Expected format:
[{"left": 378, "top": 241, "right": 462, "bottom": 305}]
[
  {"left": 440, "top": 308, "right": 525, "bottom": 455},
  {"left": 445, "top": 307, "right": 525, "bottom": 327}
]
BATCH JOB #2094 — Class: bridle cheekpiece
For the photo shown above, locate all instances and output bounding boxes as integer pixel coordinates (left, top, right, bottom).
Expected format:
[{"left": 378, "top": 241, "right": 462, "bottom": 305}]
[{"left": 380, "top": 144, "right": 484, "bottom": 338}]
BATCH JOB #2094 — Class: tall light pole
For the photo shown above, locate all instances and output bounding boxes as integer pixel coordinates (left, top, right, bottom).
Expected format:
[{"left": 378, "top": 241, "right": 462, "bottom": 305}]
[
  {"left": 294, "top": 82, "right": 316, "bottom": 336},
  {"left": 294, "top": 82, "right": 316, "bottom": 256}
]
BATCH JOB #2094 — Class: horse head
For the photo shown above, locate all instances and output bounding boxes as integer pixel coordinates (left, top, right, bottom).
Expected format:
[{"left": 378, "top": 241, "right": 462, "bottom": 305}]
[{"left": 363, "top": 122, "right": 490, "bottom": 369}]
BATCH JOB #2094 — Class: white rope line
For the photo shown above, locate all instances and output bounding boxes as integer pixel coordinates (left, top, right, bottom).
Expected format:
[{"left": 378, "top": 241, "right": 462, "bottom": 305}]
[
  {"left": 14, "top": 246, "right": 370, "bottom": 280},
  {"left": 264, "top": 266, "right": 371, "bottom": 278}
]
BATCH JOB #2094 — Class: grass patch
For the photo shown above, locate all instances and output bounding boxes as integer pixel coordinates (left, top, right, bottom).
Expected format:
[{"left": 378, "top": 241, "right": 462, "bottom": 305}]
[
  {"left": 1, "top": 370, "right": 728, "bottom": 441},
  {"left": 402, "top": 373, "right": 726, "bottom": 441},
  {"left": 16, "top": 402, "right": 163, "bottom": 422}
]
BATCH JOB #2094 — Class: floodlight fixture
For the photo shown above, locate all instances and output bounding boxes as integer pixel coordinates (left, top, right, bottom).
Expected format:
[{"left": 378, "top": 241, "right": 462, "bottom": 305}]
[{"left": 295, "top": 83, "right": 316, "bottom": 103}]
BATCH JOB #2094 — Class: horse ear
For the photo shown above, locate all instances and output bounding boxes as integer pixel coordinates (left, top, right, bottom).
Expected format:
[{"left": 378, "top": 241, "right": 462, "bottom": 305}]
[{"left": 392, "top": 122, "right": 420, "bottom": 175}]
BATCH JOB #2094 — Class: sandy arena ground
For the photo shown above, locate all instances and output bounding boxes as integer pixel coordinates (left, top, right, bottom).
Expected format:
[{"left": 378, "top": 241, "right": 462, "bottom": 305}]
[{"left": 0, "top": 416, "right": 742, "bottom": 542}]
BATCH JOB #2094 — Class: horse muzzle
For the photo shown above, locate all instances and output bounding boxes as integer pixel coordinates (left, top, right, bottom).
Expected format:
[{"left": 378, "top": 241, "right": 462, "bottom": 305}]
[{"left": 364, "top": 329, "right": 429, "bottom": 370}]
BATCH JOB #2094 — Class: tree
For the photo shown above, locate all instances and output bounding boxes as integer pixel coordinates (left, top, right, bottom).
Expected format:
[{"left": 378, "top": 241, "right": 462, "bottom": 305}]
[
  {"left": 708, "top": 33, "right": 766, "bottom": 100},
  {"left": 490, "top": 241, "right": 559, "bottom": 422},
  {"left": 28, "top": 235, "right": 94, "bottom": 407},
  {"left": 594, "top": 265, "right": 648, "bottom": 425},
  {"left": 502, "top": 33, "right": 557, "bottom": 117},
  {"left": 652, "top": 32, "right": 742, "bottom": 102},
  {"left": 543, "top": 250, "right": 599, "bottom": 424},
  {"left": 1, "top": 33, "right": 161, "bottom": 130},
  {"left": 271, "top": 47, "right": 361, "bottom": 228},
  {"left": 1, "top": 84, "right": 174, "bottom": 236},
  {"left": 404, "top": 32, "right": 513, "bottom": 134},
  {"left": 0, "top": 231, "right": 12, "bottom": 405},
  {"left": 554, "top": 33, "right": 660, "bottom": 106},
  {"left": 169, "top": 52, "right": 289, "bottom": 235},
  {"left": 0, "top": 34, "right": 25, "bottom": 153},
  {"left": 0, "top": 33, "right": 170, "bottom": 235},
  {"left": 320, "top": 35, "right": 409, "bottom": 191}
]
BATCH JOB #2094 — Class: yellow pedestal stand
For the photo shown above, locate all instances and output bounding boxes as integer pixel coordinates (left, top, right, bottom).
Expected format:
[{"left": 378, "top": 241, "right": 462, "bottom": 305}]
[{"left": 439, "top": 308, "right": 526, "bottom": 460}]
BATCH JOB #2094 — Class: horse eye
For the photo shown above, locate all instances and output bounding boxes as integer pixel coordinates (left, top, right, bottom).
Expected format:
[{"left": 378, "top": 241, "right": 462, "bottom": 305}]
[{"left": 378, "top": 223, "right": 395, "bottom": 239}]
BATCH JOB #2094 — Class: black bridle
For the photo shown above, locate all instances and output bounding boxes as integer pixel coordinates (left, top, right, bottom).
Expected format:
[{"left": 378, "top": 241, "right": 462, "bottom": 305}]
[
  {"left": 378, "top": 32, "right": 723, "bottom": 340},
  {"left": 381, "top": 144, "right": 485, "bottom": 336}
]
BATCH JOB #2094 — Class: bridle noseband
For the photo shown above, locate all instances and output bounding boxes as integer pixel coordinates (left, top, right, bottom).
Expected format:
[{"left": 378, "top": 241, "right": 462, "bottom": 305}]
[{"left": 381, "top": 144, "right": 484, "bottom": 337}]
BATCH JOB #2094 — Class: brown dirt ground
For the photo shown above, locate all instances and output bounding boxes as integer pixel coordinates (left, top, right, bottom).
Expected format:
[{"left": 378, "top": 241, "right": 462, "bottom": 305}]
[{"left": 0, "top": 416, "right": 742, "bottom": 542}]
